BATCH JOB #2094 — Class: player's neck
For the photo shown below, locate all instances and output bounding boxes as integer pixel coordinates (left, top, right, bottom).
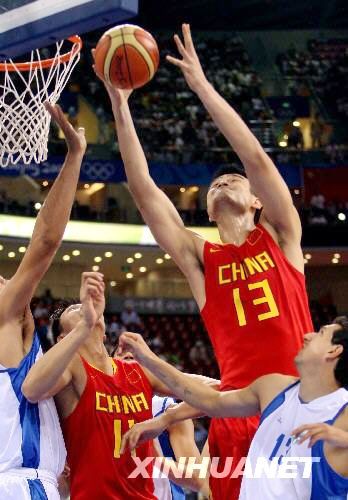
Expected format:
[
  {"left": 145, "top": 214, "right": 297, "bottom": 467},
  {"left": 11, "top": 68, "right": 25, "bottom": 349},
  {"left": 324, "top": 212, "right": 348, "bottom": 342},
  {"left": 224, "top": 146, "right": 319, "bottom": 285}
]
[
  {"left": 298, "top": 370, "right": 340, "bottom": 402},
  {"left": 216, "top": 211, "right": 256, "bottom": 245},
  {"left": 79, "top": 331, "right": 109, "bottom": 369}
]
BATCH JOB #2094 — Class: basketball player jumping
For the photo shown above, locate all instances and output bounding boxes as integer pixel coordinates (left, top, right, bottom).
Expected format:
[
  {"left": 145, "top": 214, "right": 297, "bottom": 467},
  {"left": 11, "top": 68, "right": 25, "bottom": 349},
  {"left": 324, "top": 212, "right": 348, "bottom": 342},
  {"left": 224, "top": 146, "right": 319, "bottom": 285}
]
[
  {"left": 98, "top": 23, "right": 313, "bottom": 499},
  {"left": 0, "top": 103, "right": 86, "bottom": 499},
  {"left": 119, "top": 320, "right": 348, "bottom": 500}
]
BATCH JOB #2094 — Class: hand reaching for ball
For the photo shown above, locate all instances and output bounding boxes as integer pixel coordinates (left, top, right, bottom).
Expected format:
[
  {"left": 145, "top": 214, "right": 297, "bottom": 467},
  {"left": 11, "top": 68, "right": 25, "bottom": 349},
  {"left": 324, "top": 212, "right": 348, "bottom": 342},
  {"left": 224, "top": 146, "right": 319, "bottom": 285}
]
[
  {"left": 91, "top": 48, "right": 133, "bottom": 108},
  {"left": 167, "top": 23, "right": 209, "bottom": 93}
]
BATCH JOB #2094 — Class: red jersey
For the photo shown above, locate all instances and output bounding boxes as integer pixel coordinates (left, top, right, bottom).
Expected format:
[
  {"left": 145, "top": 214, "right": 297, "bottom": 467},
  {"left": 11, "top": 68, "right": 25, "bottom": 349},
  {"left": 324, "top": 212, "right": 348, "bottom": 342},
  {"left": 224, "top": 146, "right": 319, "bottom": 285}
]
[
  {"left": 62, "top": 358, "right": 156, "bottom": 500},
  {"left": 201, "top": 223, "right": 313, "bottom": 390}
]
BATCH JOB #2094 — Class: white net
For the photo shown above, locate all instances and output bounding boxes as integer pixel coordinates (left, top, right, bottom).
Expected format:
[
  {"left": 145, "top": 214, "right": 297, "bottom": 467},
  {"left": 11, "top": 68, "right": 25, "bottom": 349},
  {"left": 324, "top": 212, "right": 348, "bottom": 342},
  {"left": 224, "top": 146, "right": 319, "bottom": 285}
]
[{"left": 0, "top": 37, "right": 81, "bottom": 167}]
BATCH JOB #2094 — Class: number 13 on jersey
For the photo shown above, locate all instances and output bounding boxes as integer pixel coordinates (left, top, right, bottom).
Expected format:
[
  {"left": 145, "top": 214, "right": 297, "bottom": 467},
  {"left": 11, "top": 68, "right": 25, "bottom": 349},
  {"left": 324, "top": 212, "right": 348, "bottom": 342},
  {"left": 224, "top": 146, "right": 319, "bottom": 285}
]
[{"left": 233, "top": 278, "right": 280, "bottom": 327}]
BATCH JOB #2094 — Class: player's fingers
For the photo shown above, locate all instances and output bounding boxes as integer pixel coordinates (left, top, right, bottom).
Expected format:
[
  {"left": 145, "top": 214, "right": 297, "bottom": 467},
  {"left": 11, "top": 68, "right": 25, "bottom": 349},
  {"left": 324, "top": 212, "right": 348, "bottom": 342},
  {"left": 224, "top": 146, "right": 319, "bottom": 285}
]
[
  {"left": 308, "top": 433, "right": 323, "bottom": 448},
  {"left": 85, "top": 275, "right": 104, "bottom": 285},
  {"left": 120, "top": 432, "right": 130, "bottom": 454},
  {"left": 123, "top": 331, "right": 141, "bottom": 341},
  {"left": 86, "top": 284, "right": 103, "bottom": 297},
  {"left": 129, "top": 430, "right": 141, "bottom": 450},
  {"left": 308, "top": 430, "right": 327, "bottom": 448},
  {"left": 85, "top": 277, "right": 105, "bottom": 291},
  {"left": 182, "top": 23, "right": 196, "bottom": 54},
  {"left": 82, "top": 272, "right": 104, "bottom": 281},
  {"left": 86, "top": 281, "right": 105, "bottom": 295},
  {"left": 166, "top": 55, "right": 187, "bottom": 69},
  {"left": 44, "top": 102, "right": 61, "bottom": 124},
  {"left": 91, "top": 48, "right": 96, "bottom": 61},
  {"left": 173, "top": 34, "right": 187, "bottom": 58},
  {"left": 292, "top": 424, "right": 314, "bottom": 437},
  {"left": 297, "top": 428, "right": 323, "bottom": 445}
]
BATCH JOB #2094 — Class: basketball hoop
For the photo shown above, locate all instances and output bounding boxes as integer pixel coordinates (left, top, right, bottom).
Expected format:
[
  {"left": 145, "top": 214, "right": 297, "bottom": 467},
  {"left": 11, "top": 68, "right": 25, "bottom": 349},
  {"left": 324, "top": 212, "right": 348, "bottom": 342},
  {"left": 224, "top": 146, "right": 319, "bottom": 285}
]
[{"left": 0, "top": 35, "right": 82, "bottom": 167}]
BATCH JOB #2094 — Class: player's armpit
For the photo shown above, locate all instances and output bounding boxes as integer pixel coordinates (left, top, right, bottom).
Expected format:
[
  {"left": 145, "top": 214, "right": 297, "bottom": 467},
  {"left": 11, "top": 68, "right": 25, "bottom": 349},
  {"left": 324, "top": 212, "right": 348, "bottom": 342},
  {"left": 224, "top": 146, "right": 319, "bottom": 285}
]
[
  {"left": 38, "top": 369, "right": 73, "bottom": 401},
  {"left": 23, "top": 366, "right": 73, "bottom": 403}
]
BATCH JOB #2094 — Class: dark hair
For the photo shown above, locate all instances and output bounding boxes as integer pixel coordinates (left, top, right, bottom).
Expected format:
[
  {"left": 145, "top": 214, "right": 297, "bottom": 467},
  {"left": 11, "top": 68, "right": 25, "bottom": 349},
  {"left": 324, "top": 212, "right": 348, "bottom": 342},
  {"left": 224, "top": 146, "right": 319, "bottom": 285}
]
[
  {"left": 211, "top": 163, "right": 247, "bottom": 183},
  {"left": 210, "top": 163, "right": 262, "bottom": 223},
  {"left": 50, "top": 300, "right": 77, "bottom": 343},
  {"left": 331, "top": 316, "right": 348, "bottom": 388}
]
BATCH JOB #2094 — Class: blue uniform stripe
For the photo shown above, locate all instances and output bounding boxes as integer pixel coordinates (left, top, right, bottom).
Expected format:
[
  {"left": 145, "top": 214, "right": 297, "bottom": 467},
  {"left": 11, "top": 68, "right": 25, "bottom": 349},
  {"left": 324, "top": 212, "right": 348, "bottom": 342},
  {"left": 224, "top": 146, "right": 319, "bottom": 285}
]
[
  {"left": 7, "top": 333, "right": 41, "bottom": 468},
  {"left": 27, "top": 479, "right": 48, "bottom": 500},
  {"left": 169, "top": 481, "right": 186, "bottom": 500},
  {"left": 156, "top": 397, "right": 185, "bottom": 500},
  {"left": 260, "top": 380, "right": 300, "bottom": 425},
  {"left": 310, "top": 404, "right": 348, "bottom": 500}
]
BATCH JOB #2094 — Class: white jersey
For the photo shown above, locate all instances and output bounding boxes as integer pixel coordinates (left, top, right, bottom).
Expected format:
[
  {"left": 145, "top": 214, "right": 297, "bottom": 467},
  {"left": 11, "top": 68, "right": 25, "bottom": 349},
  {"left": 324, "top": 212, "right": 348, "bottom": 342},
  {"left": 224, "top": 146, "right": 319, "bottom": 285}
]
[
  {"left": 0, "top": 333, "right": 66, "bottom": 497},
  {"left": 152, "top": 396, "right": 185, "bottom": 500},
  {"left": 240, "top": 380, "right": 348, "bottom": 500}
]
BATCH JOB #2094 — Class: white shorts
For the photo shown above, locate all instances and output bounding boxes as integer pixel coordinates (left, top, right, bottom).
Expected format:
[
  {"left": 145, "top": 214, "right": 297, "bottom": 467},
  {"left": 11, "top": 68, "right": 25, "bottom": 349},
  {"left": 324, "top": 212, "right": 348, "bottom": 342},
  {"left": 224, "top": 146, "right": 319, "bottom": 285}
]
[{"left": 0, "top": 467, "right": 59, "bottom": 500}]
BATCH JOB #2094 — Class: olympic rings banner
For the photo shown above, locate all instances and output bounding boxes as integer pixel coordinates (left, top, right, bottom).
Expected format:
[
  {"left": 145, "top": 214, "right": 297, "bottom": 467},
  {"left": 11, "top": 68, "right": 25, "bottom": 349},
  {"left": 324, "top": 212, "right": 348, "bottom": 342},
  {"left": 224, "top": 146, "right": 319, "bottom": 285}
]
[{"left": 0, "top": 157, "right": 303, "bottom": 187}]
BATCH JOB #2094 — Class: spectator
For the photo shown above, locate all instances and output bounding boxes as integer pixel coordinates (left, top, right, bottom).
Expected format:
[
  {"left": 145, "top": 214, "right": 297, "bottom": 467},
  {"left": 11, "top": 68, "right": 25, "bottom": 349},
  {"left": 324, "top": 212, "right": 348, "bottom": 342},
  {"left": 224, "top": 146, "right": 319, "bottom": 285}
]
[
  {"left": 311, "top": 113, "right": 325, "bottom": 148},
  {"left": 121, "top": 301, "right": 143, "bottom": 331}
]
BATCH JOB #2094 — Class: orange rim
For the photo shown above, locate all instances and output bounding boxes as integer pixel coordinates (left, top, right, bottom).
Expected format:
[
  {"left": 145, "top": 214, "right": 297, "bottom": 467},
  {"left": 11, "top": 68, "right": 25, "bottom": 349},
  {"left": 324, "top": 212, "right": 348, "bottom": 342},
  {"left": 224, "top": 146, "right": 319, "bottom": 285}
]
[{"left": 0, "top": 35, "right": 82, "bottom": 72}]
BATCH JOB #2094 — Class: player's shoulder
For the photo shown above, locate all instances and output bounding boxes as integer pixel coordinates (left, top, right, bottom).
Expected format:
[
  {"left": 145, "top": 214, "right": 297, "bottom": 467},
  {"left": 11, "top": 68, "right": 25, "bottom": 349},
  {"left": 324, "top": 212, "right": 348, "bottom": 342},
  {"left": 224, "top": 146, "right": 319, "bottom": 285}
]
[
  {"left": 333, "top": 402, "right": 348, "bottom": 431},
  {"left": 254, "top": 373, "right": 298, "bottom": 388},
  {"left": 253, "top": 373, "right": 299, "bottom": 410}
]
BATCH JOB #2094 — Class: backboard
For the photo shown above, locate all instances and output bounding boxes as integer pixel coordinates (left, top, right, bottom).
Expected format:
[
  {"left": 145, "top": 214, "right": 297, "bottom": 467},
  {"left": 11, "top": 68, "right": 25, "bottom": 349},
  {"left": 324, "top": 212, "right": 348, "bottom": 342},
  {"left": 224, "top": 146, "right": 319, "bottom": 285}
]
[{"left": 0, "top": 0, "right": 138, "bottom": 60}]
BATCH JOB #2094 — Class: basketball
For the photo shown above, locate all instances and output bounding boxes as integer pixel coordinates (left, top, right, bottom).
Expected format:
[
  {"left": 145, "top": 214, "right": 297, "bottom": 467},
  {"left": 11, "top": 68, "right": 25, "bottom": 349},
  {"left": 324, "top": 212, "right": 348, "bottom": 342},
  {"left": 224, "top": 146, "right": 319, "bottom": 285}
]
[{"left": 94, "top": 24, "right": 159, "bottom": 89}]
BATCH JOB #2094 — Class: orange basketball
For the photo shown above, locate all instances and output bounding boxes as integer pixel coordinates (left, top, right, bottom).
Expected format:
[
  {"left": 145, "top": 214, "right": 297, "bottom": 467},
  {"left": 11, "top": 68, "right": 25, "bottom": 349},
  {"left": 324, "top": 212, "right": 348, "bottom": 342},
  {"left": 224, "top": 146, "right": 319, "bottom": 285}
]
[{"left": 94, "top": 24, "right": 159, "bottom": 89}]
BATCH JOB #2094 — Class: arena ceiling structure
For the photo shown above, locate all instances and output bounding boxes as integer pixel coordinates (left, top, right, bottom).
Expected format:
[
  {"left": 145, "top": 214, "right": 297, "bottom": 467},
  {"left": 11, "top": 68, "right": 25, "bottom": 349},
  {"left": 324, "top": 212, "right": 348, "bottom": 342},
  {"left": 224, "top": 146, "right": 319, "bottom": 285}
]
[{"left": 136, "top": 0, "right": 348, "bottom": 30}]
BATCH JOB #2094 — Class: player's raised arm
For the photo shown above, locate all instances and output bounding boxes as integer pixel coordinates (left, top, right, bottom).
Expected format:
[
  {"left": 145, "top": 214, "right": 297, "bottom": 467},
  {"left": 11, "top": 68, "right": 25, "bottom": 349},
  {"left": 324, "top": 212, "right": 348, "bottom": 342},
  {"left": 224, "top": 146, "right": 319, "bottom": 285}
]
[
  {"left": 98, "top": 76, "right": 198, "bottom": 273},
  {"left": 0, "top": 104, "right": 86, "bottom": 321},
  {"left": 118, "top": 332, "right": 260, "bottom": 418},
  {"left": 167, "top": 25, "right": 302, "bottom": 260},
  {"left": 22, "top": 272, "right": 104, "bottom": 402}
]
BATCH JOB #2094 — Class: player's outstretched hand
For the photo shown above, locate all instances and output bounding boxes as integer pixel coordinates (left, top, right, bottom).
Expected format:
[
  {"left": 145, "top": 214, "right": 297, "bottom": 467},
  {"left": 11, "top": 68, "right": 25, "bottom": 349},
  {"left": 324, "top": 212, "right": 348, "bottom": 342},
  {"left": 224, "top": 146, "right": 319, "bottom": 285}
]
[
  {"left": 44, "top": 102, "right": 86, "bottom": 156},
  {"left": 91, "top": 49, "right": 133, "bottom": 109},
  {"left": 166, "top": 23, "right": 208, "bottom": 93},
  {"left": 80, "top": 272, "right": 105, "bottom": 329},
  {"left": 118, "top": 332, "right": 156, "bottom": 365},
  {"left": 120, "top": 416, "right": 167, "bottom": 454},
  {"left": 292, "top": 422, "right": 348, "bottom": 448}
]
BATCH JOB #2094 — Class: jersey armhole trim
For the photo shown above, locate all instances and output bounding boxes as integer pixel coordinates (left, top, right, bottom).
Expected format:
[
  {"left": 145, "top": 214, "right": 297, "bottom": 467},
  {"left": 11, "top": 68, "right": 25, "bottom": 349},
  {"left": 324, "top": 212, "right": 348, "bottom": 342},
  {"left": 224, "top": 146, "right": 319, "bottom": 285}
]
[{"left": 260, "top": 379, "right": 300, "bottom": 425}]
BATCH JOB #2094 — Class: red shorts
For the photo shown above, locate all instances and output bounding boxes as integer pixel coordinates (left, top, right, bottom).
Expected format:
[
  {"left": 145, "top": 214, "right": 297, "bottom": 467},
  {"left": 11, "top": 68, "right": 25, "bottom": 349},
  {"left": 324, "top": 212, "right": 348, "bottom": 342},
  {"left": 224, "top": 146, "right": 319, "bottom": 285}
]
[{"left": 208, "top": 415, "right": 259, "bottom": 500}]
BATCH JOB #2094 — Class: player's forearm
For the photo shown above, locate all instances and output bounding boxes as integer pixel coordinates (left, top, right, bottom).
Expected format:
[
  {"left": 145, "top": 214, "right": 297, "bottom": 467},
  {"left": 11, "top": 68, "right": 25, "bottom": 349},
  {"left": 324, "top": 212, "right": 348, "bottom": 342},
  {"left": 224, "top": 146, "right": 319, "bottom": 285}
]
[
  {"left": 32, "top": 150, "right": 83, "bottom": 247},
  {"left": 194, "top": 80, "right": 264, "bottom": 169},
  {"left": 164, "top": 458, "right": 207, "bottom": 493},
  {"left": 165, "top": 402, "right": 205, "bottom": 425},
  {"left": 142, "top": 355, "right": 220, "bottom": 417},
  {"left": 113, "top": 101, "right": 153, "bottom": 198},
  {"left": 22, "top": 319, "right": 90, "bottom": 401}
]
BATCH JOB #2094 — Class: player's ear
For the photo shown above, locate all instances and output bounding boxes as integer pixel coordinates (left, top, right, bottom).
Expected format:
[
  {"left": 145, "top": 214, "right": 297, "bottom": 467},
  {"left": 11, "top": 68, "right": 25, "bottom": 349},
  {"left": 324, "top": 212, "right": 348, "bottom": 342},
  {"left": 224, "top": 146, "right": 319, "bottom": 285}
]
[
  {"left": 326, "top": 343, "right": 343, "bottom": 361},
  {"left": 252, "top": 196, "right": 262, "bottom": 210}
]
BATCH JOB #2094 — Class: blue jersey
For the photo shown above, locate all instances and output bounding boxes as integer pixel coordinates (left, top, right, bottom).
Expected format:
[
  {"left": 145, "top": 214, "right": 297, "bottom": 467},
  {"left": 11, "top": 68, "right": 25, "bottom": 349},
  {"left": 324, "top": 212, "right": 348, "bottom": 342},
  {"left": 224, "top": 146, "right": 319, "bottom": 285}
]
[
  {"left": 240, "top": 380, "right": 348, "bottom": 500},
  {"left": 152, "top": 396, "right": 185, "bottom": 500},
  {"left": 0, "top": 332, "right": 66, "bottom": 476}
]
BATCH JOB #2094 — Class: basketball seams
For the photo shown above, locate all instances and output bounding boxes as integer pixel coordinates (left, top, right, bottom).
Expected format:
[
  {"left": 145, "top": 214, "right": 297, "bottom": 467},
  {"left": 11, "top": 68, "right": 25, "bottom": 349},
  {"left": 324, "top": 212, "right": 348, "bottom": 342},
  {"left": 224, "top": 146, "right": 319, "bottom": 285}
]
[
  {"left": 125, "top": 45, "right": 151, "bottom": 81},
  {"left": 120, "top": 27, "right": 133, "bottom": 88},
  {"left": 121, "top": 34, "right": 155, "bottom": 78},
  {"left": 96, "top": 24, "right": 159, "bottom": 88}
]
